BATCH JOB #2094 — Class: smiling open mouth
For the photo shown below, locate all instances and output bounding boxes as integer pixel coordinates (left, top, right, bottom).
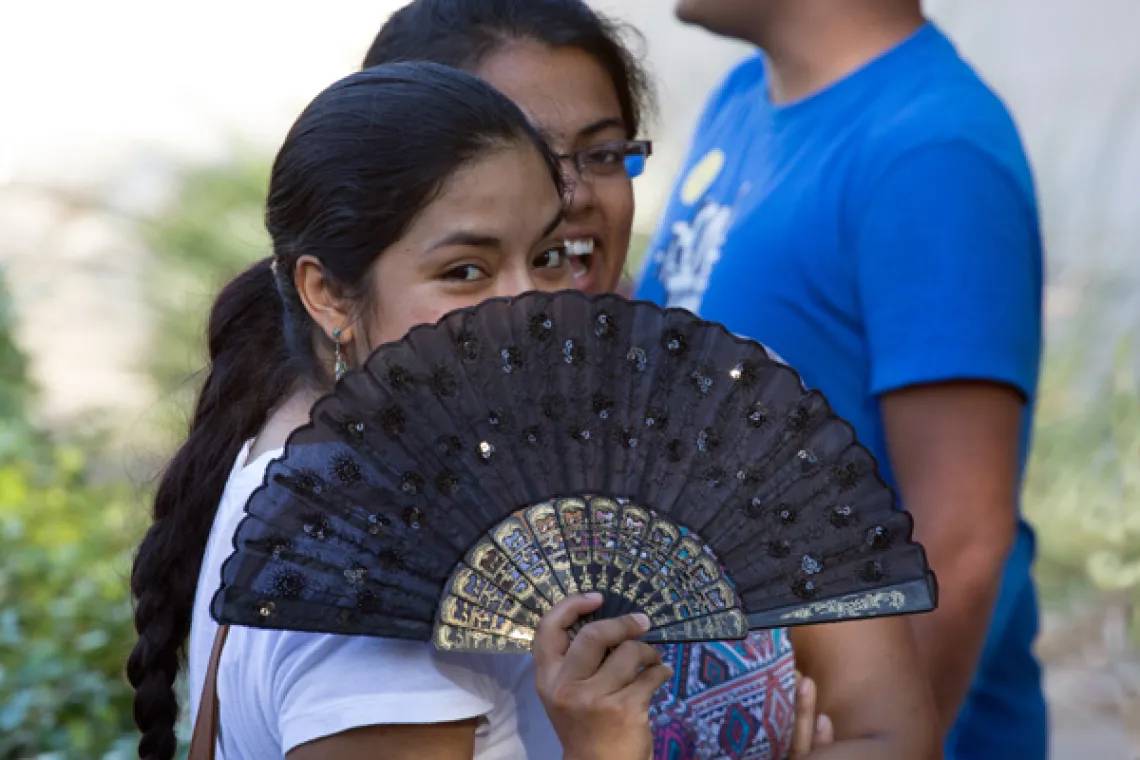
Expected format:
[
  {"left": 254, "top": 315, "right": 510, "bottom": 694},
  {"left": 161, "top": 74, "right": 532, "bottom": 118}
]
[{"left": 565, "top": 237, "right": 596, "bottom": 284}]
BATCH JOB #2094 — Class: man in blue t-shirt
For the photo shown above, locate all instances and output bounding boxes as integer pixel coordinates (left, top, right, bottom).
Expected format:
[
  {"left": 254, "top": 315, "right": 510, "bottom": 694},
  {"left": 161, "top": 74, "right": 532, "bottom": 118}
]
[{"left": 636, "top": 2, "right": 1047, "bottom": 758}]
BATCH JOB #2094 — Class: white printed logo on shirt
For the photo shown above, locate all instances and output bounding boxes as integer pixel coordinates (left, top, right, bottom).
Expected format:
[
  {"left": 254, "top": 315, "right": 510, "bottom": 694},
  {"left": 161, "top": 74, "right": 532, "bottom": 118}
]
[{"left": 652, "top": 148, "right": 733, "bottom": 314}]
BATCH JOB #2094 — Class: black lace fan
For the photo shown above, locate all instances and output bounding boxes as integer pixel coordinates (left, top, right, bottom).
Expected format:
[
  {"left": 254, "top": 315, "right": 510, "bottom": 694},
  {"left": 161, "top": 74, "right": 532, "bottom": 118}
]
[{"left": 211, "top": 291, "right": 936, "bottom": 653}]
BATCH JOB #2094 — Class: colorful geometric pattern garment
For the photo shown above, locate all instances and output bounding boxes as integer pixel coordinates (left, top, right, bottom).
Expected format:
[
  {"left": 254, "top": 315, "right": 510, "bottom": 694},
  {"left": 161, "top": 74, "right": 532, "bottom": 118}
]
[{"left": 650, "top": 630, "right": 796, "bottom": 760}]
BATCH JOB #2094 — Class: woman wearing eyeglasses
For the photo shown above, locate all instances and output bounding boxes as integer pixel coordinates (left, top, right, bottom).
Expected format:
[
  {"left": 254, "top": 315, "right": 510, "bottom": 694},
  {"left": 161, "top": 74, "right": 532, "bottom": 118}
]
[{"left": 363, "top": 0, "right": 652, "bottom": 297}]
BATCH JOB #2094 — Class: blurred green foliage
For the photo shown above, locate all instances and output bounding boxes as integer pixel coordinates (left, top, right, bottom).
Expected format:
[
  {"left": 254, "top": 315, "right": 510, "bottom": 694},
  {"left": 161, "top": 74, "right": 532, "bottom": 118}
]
[
  {"left": 142, "top": 157, "right": 271, "bottom": 440},
  {"left": 0, "top": 271, "right": 141, "bottom": 759},
  {"left": 1025, "top": 333, "right": 1140, "bottom": 614}
]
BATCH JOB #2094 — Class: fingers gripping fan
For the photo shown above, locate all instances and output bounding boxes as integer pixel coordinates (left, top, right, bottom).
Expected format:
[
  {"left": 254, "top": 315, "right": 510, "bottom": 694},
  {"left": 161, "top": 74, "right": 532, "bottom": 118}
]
[{"left": 211, "top": 291, "right": 936, "bottom": 653}]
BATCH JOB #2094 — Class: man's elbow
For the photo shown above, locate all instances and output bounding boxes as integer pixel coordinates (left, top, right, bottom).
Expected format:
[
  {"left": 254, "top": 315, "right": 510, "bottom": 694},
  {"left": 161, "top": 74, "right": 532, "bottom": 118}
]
[
  {"left": 936, "top": 515, "right": 1016, "bottom": 595},
  {"left": 922, "top": 504, "right": 1016, "bottom": 586}
]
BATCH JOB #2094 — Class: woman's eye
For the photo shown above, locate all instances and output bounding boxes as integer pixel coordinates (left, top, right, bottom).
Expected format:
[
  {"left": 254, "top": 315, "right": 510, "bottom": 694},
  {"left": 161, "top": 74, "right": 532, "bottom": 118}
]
[
  {"left": 442, "top": 264, "right": 485, "bottom": 282},
  {"left": 533, "top": 246, "right": 568, "bottom": 270},
  {"left": 586, "top": 148, "right": 623, "bottom": 166}
]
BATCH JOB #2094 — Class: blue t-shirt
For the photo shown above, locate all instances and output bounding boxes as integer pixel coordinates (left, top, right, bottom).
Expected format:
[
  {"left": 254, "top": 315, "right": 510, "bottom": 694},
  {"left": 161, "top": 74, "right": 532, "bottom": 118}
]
[{"left": 636, "top": 22, "right": 1046, "bottom": 760}]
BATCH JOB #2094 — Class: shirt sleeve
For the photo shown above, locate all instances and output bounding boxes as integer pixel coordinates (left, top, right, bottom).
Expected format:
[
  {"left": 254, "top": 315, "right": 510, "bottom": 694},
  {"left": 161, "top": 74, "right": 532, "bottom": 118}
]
[
  {"left": 854, "top": 141, "right": 1043, "bottom": 399},
  {"left": 267, "top": 629, "right": 497, "bottom": 753}
]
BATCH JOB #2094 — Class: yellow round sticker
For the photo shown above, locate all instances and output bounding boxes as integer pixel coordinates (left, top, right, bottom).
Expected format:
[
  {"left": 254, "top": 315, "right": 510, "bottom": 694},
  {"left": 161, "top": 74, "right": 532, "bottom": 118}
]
[{"left": 680, "top": 149, "right": 725, "bottom": 206}]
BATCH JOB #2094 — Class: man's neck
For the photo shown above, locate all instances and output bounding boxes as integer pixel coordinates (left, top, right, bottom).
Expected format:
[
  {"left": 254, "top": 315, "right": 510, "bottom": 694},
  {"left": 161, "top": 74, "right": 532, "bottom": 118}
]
[{"left": 745, "top": 5, "right": 926, "bottom": 104}]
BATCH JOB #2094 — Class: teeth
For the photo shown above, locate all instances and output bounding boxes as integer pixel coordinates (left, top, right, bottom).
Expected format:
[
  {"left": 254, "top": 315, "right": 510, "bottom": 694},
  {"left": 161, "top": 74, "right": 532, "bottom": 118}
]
[{"left": 565, "top": 238, "right": 595, "bottom": 257}]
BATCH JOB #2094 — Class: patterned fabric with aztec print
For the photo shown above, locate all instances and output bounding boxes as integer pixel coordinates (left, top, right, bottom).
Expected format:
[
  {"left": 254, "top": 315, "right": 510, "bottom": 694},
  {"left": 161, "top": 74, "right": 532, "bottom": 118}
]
[{"left": 650, "top": 630, "right": 796, "bottom": 760}]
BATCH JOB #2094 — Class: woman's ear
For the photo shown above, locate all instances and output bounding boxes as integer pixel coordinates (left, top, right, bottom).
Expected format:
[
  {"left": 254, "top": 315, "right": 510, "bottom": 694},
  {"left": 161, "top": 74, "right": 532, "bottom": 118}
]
[{"left": 294, "top": 254, "right": 354, "bottom": 343}]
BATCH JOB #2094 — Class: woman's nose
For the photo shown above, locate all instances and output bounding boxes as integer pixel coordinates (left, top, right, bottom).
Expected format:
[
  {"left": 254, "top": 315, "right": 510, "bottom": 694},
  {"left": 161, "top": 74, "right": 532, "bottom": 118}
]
[
  {"left": 496, "top": 265, "right": 540, "bottom": 297},
  {"left": 560, "top": 162, "right": 598, "bottom": 218}
]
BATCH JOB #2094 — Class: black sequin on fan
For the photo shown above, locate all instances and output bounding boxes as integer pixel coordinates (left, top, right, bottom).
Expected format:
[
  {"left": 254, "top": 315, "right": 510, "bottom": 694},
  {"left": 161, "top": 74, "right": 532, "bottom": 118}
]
[
  {"left": 562, "top": 339, "right": 585, "bottom": 365},
  {"left": 618, "top": 427, "right": 639, "bottom": 449},
  {"left": 329, "top": 454, "right": 362, "bottom": 485},
  {"left": 436, "top": 435, "right": 462, "bottom": 456},
  {"left": 745, "top": 497, "right": 765, "bottom": 519},
  {"left": 776, "top": 505, "right": 797, "bottom": 525},
  {"left": 643, "top": 408, "right": 669, "bottom": 430},
  {"left": 487, "top": 409, "right": 511, "bottom": 429},
  {"left": 829, "top": 504, "right": 857, "bottom": 527},
  {"left": 832, "top": 462, "right": 860, "bottom": 491},
  {"left": 866, "top": 525, "right": 893, "bottom": 551},
  {"left": 357, "top": 588, "right": 382, "bottom": 612},
  {"left": 665, "top": 438, "right": 685, "bottom": 462},
  {"left": 378, "top": 405, "right": 405, "bottom": 436},
  {"left": 529, "top": 312, "right": 554, "bottom": 341},
  {"left": 432, "top": 368, "right": 459, "bottom": 397},
  {"left": 403, "top": 507, "right": 426, "bottom": 529},
  {"left": 500, "top": 346, "right": 523, "bottom": 373},
  {"left": 702, "top": 467, "right": 727, "bottom": 487},
  {"left": 690, "top": 367, "right": 714, "bottom": 395},
  {"left": 344, "top": 564, "right": 367, "bottom": 584},
  {"left": 366, "top": 513, "right": 391, "bottom": 536},
  {"left": 340, "top": 418, "right": 366, "bottom": 442},
  {"left": 797, "top": 449, "right": 819, "bottom": 473},
  {"left": 662, "top": 329, "right": 689, "bottom": 357},
  {"left": 730, "top": 361, "right": 758, "bottom": 386},
  {"left": 768, "top": 539, "right": 792, "bottom": 558},
  {"left": 746, "top": 403, "right": 770, "bottom": 428},
  {"left": 788, "top": 405, "right": 810, "bottom": 432},
  {"left": 263, "top": 536, "right": 292, "bottom": 558},
  {"left": 736, "top": 467, "right": 762, "bottom": 485},
  {"left": 291, "top": 469, "right": 325, "bottom": 496},
  {"left": 592, "top": 392, "right": 614, "bottom": 419},
  {"left": 626, "top": 346, "right": 648, "bottom": 372},
  {"left": 296, "top": 469, "right": 328, "bottom": 494},
  {"left": 400, "top": 472, "right": 425, "bottom": 495},
  {"left": 273, "top": 570, "right": 305, "bottom": 599},
  {"left": 696, "top": 428, "right": 719, "bottom": 453},
  {"left": 861, "top": 560, "right": 885, "bottom": 582},
  {"left": 435, "top": 470, "right": 460, "bottom": 495},
  {"left": 792, "top": 578, "right": 818, "bottom": 599},
  {"left": 477, "top": 440, "right": 496, "bottom": 462},
  {"left": 801, "top": 554, "right": 823, "bottom": 575},
  {"left": 570, "top": 425, "right": 593, "bottom": 442},
  {"left": 593, "top": 310, "right": 617, "bottom": 339},
  {"left": 301, "top": 512, "right": 330, "bottom": 540},
  {"left": 457, "top": 330, "right": 480, "bottom": 362},
  {"left": 388, "top": 364, "right": 414, "bottom": 391},
  {"left": 522, "top": 426, "right": 543, "bottom": 446}
]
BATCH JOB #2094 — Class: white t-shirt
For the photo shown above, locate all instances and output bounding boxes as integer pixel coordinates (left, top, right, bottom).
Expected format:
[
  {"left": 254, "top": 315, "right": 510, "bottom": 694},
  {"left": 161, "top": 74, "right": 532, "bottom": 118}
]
[{"left": 188, "top": 442, "right": 562, "bottom": 759}]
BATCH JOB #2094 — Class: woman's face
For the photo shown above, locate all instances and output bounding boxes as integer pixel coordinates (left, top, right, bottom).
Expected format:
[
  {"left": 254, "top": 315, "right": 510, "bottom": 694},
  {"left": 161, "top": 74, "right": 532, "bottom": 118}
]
[
  {"left": 357, "top": 143, "right": 571, "bottom": 355},
  {"left": 474, "top": 41, "right": 636, "bottom": 295}
]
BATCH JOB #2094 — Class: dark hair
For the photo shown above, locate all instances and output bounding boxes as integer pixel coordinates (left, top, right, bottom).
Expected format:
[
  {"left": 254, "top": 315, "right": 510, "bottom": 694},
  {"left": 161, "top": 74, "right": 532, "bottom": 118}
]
[
  {"left": 126, "top": 61, "right": 562, "bottom": 760},
  {"left": 363, "top": 0, "right": 654, "bottom": 138}
]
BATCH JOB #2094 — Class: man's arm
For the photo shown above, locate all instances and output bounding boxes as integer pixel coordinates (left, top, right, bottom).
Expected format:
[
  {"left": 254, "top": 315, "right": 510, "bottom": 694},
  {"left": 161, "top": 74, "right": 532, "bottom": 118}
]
[
  {"left": 854, "top": 139, "right": 1042, "bottom": 733},
  {"left": 880, "top": 381, "right": 1021, "bottom": 732}
]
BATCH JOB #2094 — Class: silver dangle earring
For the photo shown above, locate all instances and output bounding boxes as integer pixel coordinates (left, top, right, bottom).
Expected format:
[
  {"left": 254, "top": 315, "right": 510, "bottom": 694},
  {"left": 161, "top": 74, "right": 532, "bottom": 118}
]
[{"left": 333, "top": 328, "right": 349, "bottom": 381}]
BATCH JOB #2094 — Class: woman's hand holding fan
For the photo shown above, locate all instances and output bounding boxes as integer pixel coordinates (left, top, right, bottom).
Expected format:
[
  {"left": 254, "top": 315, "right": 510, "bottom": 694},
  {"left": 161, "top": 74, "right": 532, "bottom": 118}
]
[{"left": 533, "top": 594, "right": 671, "bottom": 760}]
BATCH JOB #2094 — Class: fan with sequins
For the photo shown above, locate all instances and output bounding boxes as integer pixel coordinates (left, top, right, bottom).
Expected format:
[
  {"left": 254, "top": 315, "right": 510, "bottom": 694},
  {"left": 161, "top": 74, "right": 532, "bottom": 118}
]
[{"left": 211, "top": 291, "right": 937, "bottom": 652}]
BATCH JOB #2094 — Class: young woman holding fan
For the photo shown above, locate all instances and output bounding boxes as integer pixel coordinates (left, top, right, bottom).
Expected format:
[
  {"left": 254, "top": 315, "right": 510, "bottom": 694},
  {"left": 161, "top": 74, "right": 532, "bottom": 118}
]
[{"left": 126, "top": 15, "right": 938, "bottom": 760}]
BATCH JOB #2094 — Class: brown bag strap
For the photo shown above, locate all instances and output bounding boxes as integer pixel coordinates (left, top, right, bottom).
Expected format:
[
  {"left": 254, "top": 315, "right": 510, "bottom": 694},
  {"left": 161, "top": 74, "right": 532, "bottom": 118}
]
[{"left": 188, "top": 625, "right": 231, "bottom": 760}]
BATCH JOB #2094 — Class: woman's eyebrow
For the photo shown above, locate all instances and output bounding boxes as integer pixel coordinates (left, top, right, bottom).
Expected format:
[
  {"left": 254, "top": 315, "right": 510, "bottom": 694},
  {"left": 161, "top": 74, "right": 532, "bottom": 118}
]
[
  {"left": 428, "top": 230, "right": 501, "bottom": 251},
  {"left": 538, "top": 117, "right": 626, "bottom": 149},
  {"left": 576, "top": 116, "right": 624, "bottom": 139}
]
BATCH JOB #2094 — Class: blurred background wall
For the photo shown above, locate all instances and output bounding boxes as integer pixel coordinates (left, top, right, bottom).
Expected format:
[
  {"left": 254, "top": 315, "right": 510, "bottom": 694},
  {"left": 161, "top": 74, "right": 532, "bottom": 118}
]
[{"left": 0, "top": 1, "right": 1137, "bottom": 756}]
